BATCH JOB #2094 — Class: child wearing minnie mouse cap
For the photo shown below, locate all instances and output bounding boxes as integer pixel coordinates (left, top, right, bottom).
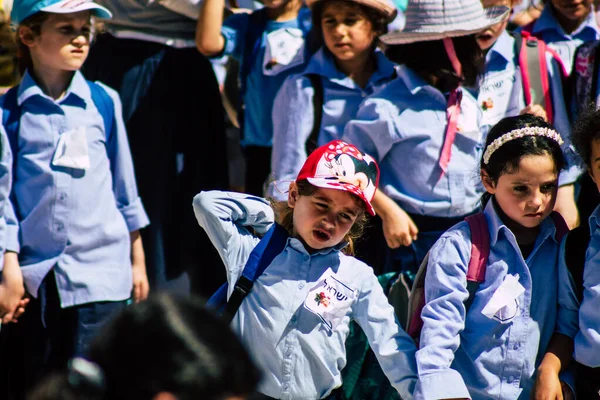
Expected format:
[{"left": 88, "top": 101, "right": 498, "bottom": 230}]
[{"left": 193, "top": 140, "right": 418, "bottom": 400}]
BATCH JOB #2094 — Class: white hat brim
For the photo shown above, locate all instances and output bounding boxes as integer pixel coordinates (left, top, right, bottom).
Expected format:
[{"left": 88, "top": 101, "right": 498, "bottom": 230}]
[
  {"left": 42, "top": 1, "right": 112, "bottom": 19},
  {"left": 381, "top": 6, "right": 510, "bottom": 45}
]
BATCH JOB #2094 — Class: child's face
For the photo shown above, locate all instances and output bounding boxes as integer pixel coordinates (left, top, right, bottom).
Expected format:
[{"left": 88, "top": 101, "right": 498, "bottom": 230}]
[
  {"left": 288, "top": 184, "right": 362, "bottom": 252},
  {"left": 321, "top": 2, "right": 376, "bottom": 63},
  {"left": 476, "top": 0, "right": 511, "bottom": 50},
  {"left": 24, "top": 11, "right": 92, "bottom": 73},
  {"left": 550, "top": 0, "right": 592, "bottom": 22},
  {"left": 587, "top": 138, "right": 600, "bottom": 191},
  {"left": 483, "top": 154, "right": 558, "bottom": 229}
]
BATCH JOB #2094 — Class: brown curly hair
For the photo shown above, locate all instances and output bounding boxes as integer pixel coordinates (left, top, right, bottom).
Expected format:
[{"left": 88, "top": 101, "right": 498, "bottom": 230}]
[{"left": 270, "top": 180, "right": 368, "bottom": 256}]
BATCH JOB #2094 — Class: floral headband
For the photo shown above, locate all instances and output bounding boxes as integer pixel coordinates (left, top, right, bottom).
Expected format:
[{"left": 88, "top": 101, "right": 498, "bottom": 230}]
[{"left": 483, "top": 127, "right": 564, "bottom": 165}]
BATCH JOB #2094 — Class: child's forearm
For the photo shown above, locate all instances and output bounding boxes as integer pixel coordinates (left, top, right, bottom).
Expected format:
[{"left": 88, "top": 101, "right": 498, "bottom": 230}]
[
  {"left": 130, "top": 230, "right": 145, "bottom": 266},
  {"left": 538, "top": 333, "right": 574, "bottom": 375},
  {"left": 196, "top": 0, "right": 226, "bottom": 56}
]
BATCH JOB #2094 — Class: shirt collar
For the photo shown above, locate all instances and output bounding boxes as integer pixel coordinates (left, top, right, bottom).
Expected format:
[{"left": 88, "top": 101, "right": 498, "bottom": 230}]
[
  {"left": 17, "top": 70, "right": 90, "bottom": 107},
  {"left": 484, "top": 199, "right": 559, "bottom": 247},
  {"left": 589, "top": 203, "right": 600, "bottom": 233},
  {"left": 304, "top": 47, "right": 396, "bottom": 90},
  {"left": 397, "top": 64, "right": 434, "bottom": 95},
  {"left": 486, "top": 30, "right": 515, "bottom": 64},
  {"left": 533, "top": 5, "right": 600, "bottom": 38},
  {"left": 286, "top": 236, "right": 347, "bottom": 256}
]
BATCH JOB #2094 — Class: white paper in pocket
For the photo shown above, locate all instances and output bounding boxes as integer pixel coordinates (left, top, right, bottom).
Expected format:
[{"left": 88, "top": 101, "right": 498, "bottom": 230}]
[
  {"left": 52, "top": 126, "right": 90, "bottom": 170},
  {"left": 481, "top": 273, "right": 525, "bottom": 323},
  {"left": 263, "top": 28, "right": 305, "bottom": 76},
  {"left": 303, "top": 268, "right": 355, "bottom": 331}
]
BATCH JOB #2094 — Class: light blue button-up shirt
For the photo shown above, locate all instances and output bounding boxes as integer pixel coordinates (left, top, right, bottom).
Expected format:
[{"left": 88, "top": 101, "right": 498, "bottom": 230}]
[
  {"left": 0, "top": 127, "right": 11, "bottom": 268},
  {"left": 193, "top": 190, "right": 418, "bottom": 400},
  {"left": 529, "top": 5, "right": 600, "bottom": 74},
  {"left": 221, "top": 8, "right": 311, "bottom": 148},
  {"left": 473, "top": 30, "right": 581, "bottom": 185},
  {"left": 343, "top": 65, "right": 486, "bottom": 218},
  {"left": 413, "top": 200, "right": 579, "bottom": 400},
  {"left": 267, "top": 48, "right": 396, "bottom": 200},
  {"left": 574, "top": 204, "right": 600, "bottom": 367},
  {"left": 2, "top": 71, "right": 149, "bottom": 307}
]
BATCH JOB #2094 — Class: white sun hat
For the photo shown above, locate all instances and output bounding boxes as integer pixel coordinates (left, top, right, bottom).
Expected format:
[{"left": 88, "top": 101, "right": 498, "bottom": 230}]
[{"left": 381, "top": 0, "right": 510, "bottom": 45}]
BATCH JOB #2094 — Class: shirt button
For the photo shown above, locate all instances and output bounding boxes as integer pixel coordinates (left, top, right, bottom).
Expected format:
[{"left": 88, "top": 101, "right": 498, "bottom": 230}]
[
  {"left": 303, "top": 255, "right": 310, "bottom": 262},
  {"left": 507, "top": 376, "right": 514, "bottom": 384},
  {"left": 59, "top": 193, "right": 67, "bottom": 200},
  {"left": 283, "top": 384, "right": 290, "bottom": 391},
  {"left": 56, "top": 222, "right": 64, "bottom": 231},
  {"left": 513, "top": 343, "right": 520, "bottom": 350},
  {"left": 298, "top": 282, "right": 305, "bottom": 289}
]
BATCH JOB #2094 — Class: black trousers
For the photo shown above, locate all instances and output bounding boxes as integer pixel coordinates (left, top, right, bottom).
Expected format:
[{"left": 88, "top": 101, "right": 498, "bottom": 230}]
[
  {"left": 83, "top": 34, "right": 229, "bottom": 297},
  {"left": 0, "top": 272, "right": 125, "bottom": 400}
]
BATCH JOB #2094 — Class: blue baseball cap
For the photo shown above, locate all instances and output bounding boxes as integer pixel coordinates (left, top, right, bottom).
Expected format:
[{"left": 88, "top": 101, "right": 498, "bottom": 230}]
[{"left": 11, "top": 0, "right": 112, "bottom": 25}]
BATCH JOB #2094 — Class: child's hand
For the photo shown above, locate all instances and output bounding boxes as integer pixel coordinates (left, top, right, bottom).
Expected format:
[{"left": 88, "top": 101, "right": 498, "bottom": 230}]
[
  {"left": 372, "top": 190, "right": 418, "bottom": 248},
  {"left": 520, "top": 104, "right": 548, "bottom": 122},
  {"left": 0, "top": 252, "right": 29, "bottom": 323},
  {"left": 554, "top": 185, "right": 579, "bottom": 230},
  {"left": 130, "top": 231, "right": 149, "bottom": 303},
  {"left": 532, "top": 367, "right": 563, "bottom": 400},
  {"left": 131, "top": 261, "right": 149, "bottom": 303}
]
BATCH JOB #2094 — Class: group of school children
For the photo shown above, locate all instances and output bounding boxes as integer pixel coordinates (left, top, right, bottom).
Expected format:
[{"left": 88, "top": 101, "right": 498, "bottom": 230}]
[
  {"left": 2, "top": 0, "right": 600, "bottom": 399},
  {"left": 193, "top": 0, "right": 600, "bottom": 398}
]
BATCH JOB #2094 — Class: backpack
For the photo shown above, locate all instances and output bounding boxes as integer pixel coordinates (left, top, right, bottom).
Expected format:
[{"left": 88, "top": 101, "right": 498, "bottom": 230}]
[
  {"left": 207, "top": 223, "right": 289, "bottom": 324},
  {"left": 0, "top": 80, "right": 115, "bottom": 169},
  {"left": 396, "top": 211, "right": 569, "bottom": 344},
  {"left": 564, "top": 224, "right": 591, "bottom": 302},
  {"left": 509, "top": 30, "right": 564, "bottom": 124},
  {"left": 570, "top": 40, "right": 600, "bottom": 119}
]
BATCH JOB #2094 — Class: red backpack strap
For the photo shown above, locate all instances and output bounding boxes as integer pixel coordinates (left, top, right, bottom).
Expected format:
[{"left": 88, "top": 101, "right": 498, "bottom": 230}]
[
  {"left": 464, "top": 213, "right": 490, "bottom": 313},
  {"left": 465, "top": 212, "right": 490, "bottom": 283},
  {"left": 550, "top": 211, "right": 570, "bottom": 242}
]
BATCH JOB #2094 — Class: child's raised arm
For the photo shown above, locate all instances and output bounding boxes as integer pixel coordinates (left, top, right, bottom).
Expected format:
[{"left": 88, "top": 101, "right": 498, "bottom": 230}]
[
  {"left": 193, "top": 191, "right": 275, "bottom": 282},
  {"left": 196, "top": 0, "right": 226, "bottom": 56}
]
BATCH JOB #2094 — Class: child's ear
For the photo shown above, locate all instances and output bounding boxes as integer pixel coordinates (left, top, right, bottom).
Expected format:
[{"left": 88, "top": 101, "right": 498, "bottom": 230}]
[
  {"left": 481, "top": 170, "right": 496, "bottom": 194},
  {"left": 18, "top": 26, "right": 37, "bottom": 48},
  {"left": 287, "top": 182, "right": 299, "bottom": 208}
]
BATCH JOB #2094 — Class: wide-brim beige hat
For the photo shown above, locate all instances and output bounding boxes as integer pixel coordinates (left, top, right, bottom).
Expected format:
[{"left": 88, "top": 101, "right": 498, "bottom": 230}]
[
  {"left": 381, "top": 0, "right": 510, "bottom": 45},
  {"left": 314, "top": 0, "right": 398, "bottom": 23}
]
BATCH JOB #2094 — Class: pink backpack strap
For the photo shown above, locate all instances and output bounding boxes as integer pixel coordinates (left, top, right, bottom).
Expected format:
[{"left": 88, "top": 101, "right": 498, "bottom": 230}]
[
  {"left": 465, "top": 213, "right": 490, "bottom": 283},
  {"left": 518, "top": 35, "right": 555, "bottom": 123},
  {"left": 550, "top": 211, "right": 570, "bottom": 242}
]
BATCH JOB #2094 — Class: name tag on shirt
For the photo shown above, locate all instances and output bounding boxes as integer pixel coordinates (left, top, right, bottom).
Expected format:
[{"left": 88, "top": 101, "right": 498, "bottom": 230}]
[
  {"left": 481, "top": 273, "right": 525, "bottom": 323},
  {"left": 52, "top": 126, "right": 90, "bottom": 170},
  {"left": 479, "top": 70, "right": 517, "bottom": 127},
  {"left": 303, "top": 268, "right": 355, "bottom": 331},
  {"left": 263, "top": 28, "right": 305, "bottom": 76}
]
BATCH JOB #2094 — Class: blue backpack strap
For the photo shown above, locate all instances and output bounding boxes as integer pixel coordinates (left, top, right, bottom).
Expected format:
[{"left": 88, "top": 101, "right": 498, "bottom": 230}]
[
  {"left": 238, "top": 9, "right": 268, "bottom": 136},
  {"left": 1, "top": 86, "right": 21, "bottom": 166},
  {"left": 86, "top": 80, "right": 114, "bottom": 142},
  {"left": 208, "top": 223, "right": 289, "bottom": 324}
]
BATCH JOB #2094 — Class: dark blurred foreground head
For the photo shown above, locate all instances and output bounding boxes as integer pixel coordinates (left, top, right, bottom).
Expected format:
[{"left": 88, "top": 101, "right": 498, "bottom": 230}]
[{"left": 29, "top": 293, "right": 261, "bottom": 400}]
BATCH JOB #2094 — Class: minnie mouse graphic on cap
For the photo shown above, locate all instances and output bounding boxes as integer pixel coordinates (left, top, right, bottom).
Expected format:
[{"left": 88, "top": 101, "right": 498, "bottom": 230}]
[{"left": 296, "top": 140, "right": 380, "bottom": 216}]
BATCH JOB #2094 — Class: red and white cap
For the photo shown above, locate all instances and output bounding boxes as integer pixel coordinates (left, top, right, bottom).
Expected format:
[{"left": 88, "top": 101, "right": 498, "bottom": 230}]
[{"left": 297, "top": 140, "right": 379, "bottom": 216}]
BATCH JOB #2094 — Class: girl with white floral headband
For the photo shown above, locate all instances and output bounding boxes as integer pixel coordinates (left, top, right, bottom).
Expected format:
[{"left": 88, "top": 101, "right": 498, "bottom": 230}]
[{"left": 414, "top": 114, "right": 579, "bottom": 399}]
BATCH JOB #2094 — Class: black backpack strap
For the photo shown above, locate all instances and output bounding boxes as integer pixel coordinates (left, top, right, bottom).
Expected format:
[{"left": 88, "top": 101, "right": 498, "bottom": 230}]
[
  {"left": 565, "top": 225, "right": 590, "bottom": 303},
  {"left": 304, "top": 73, "right": 323, "bottom": 156},
  {"left": 571, "top": 41, "right": 600, "bottom": 120}
]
